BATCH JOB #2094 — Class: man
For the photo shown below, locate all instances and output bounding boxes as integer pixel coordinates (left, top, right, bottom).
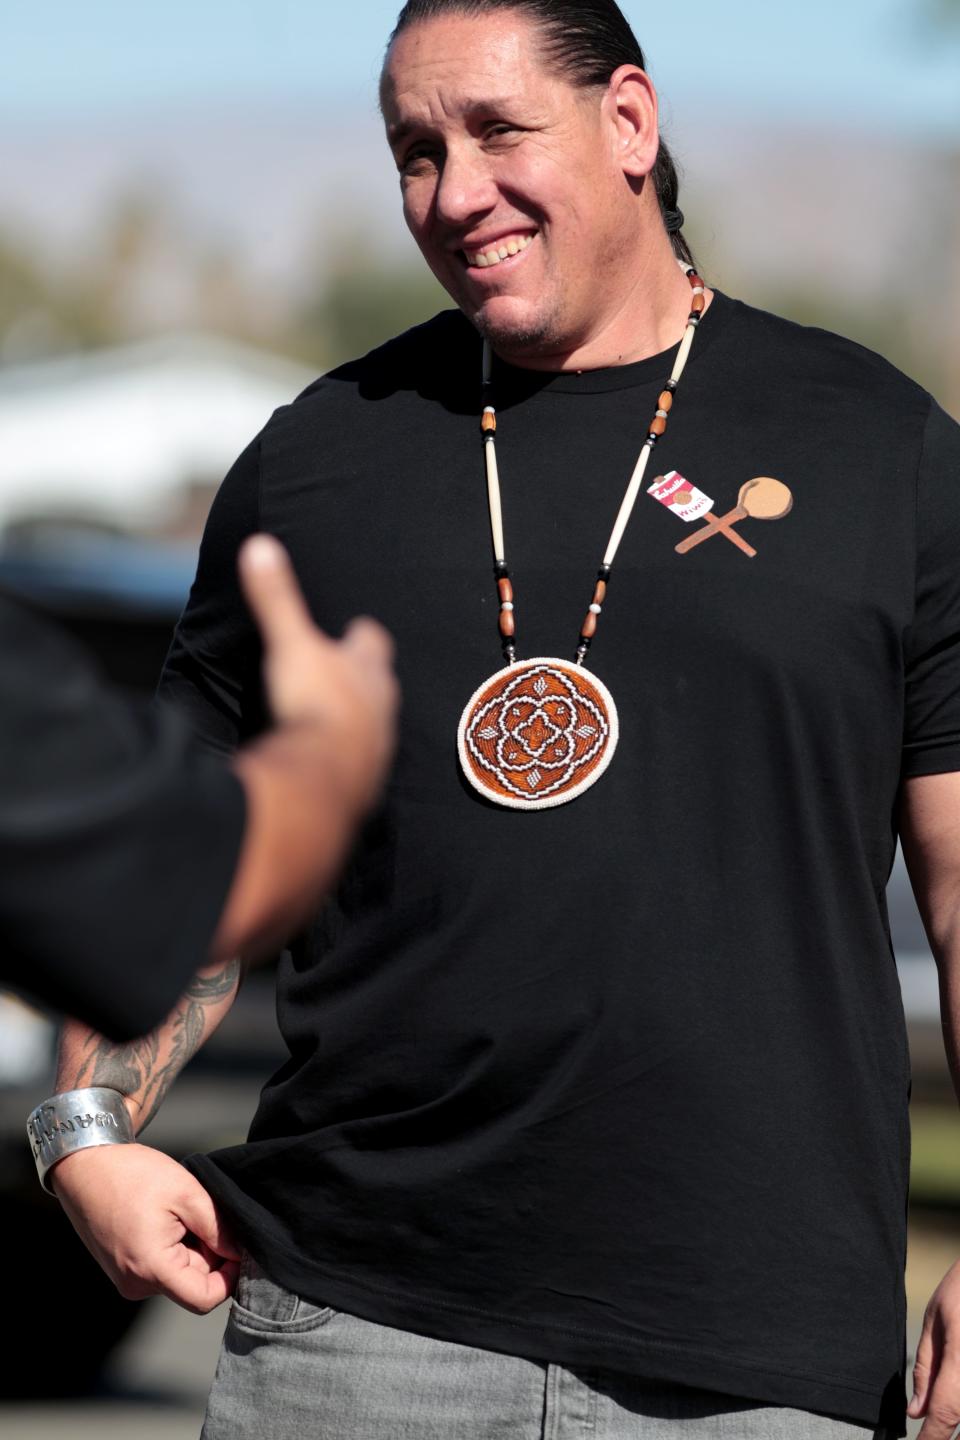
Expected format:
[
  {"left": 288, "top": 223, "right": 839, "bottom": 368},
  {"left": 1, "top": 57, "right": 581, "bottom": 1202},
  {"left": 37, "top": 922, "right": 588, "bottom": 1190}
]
[
  {"left": 39, "top": 2, "right": 960, "bottom": 1436},
  {"left": 5, "top": 534, "right": 397, "bottom": 1037}
]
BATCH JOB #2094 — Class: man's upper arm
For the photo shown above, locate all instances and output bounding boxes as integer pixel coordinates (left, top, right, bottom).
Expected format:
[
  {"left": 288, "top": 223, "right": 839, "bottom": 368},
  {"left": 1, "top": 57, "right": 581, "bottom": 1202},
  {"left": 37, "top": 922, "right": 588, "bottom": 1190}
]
[
  {"left": 900, "top": 774, "right": 960, "bottom": 961},
  {"left": 899, "top": 401, "right": 960, "bottom": 960},
  {"left": 159, "top": 432, "right": 267, "bottom": 755}
]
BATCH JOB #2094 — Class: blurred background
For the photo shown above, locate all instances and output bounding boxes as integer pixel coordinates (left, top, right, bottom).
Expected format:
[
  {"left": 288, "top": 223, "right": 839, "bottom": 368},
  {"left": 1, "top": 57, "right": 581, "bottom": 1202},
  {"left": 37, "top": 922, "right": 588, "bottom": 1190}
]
[{"left": 1, "top": 1, "right": 959, "bottom": 1435}]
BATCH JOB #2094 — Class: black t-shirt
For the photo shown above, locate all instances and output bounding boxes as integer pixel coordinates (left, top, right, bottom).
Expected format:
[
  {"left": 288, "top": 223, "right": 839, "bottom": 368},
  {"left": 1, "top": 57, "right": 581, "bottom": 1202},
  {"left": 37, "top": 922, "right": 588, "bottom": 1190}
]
[
  {"left": 162, "top": 293, "right": 960, "bottom": 1433},
  {"left": 0, "top": 594, "right": 245, "bottom": 1038}
]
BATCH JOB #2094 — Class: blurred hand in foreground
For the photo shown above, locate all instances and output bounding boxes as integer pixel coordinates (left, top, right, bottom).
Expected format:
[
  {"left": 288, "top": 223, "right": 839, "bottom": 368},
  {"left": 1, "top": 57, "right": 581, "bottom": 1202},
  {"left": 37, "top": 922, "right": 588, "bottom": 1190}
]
[{"left": 238, "top": 533, "right": 398, "bottom": 817}]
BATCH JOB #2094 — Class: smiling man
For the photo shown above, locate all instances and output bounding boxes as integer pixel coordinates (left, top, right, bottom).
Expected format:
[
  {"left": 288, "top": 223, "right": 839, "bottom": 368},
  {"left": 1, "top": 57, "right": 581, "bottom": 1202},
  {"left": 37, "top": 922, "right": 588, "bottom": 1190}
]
[{"left": 43, "top": 3, "right": 960, "bottom": 1438}]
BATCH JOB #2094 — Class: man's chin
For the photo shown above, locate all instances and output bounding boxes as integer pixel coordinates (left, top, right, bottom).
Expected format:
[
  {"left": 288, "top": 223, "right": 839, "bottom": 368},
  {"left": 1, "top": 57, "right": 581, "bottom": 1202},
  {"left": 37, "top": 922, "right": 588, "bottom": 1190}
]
[{"left": 467, "top": 297, "right": 558, "bottom": 359}]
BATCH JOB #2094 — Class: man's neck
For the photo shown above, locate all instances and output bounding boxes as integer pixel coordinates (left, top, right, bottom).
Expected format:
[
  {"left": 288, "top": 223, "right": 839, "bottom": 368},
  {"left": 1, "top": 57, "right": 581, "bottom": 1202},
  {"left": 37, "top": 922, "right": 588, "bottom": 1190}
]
[{"left": 493, "top": 244, "right": 711, "bottom": 374}]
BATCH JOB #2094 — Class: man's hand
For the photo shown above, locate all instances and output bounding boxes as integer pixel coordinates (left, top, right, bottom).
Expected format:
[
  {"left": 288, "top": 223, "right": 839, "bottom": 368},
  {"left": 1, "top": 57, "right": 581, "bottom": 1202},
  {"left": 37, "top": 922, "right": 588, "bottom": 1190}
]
[
  {"left": 238, "top": 533, "right": 398, "bottom": 816},
  {"left": 909, "top": 1261, "right": 960, "bottom": 1437},
  {"left": 52, "top": 1144, "right": 241, "bottom": 1315}
]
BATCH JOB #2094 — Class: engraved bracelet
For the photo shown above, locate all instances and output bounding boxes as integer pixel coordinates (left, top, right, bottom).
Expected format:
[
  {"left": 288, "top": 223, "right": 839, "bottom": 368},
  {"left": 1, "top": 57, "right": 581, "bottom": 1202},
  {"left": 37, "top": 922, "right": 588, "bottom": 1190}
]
[{"left": 27, "top": 1087, "right": 135, "bottom": 1195}]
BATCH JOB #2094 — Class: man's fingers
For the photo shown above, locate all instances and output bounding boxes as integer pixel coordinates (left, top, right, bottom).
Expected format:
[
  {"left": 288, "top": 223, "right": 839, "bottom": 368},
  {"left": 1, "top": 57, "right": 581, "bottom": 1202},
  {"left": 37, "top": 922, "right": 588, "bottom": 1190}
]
[
  {"left": 917, "top": 1381, "right": 960, "bottom": 1440},
  {"left": 238, "top": 534, "right": 321, "bottom": 655},
  {"left": 911, "top": 1321, "right": 936, "bottom": 1417},
  {"left": 157, "top": 1251, "right": 240, "bottom": 1315}
]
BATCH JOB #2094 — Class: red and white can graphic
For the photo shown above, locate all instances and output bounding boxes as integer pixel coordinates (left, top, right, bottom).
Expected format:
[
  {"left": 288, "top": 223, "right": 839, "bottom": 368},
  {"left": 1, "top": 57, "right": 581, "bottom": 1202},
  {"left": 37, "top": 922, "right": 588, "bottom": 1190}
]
[{"left": 648, "top": 470, "right": 714, "bottom": 522}]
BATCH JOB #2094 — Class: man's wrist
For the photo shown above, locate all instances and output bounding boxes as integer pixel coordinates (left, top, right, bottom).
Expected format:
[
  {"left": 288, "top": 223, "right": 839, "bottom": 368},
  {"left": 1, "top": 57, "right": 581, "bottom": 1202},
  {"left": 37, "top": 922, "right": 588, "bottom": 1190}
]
[{"left": 27, "top": 1087, "right": 136, "bottom": 1195}]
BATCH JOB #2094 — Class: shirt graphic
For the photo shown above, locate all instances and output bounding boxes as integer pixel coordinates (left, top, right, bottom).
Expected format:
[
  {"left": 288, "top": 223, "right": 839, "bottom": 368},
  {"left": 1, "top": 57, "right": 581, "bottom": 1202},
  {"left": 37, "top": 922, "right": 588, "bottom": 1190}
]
[
  {"left": 648, "top": 470, "right": 715, "bottom": 522},
  {"left": 649, "top": 473, "right": 794, "bottom": 558}
]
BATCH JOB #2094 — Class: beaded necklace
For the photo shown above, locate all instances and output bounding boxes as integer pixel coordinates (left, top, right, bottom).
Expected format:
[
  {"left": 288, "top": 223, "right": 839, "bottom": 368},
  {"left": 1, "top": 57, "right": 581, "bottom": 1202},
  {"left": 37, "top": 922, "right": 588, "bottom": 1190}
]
[{"left": 457, "top": 261, "right": 706, "bottom": 810}]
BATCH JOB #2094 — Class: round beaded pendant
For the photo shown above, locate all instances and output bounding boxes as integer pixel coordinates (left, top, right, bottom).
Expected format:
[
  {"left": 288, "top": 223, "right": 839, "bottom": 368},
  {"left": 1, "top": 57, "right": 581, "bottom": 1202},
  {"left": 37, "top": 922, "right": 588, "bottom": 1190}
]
[
  {"left": 458, "top": 658, "right": 619, "bottom": 810},
  {"left": 458, "top": 262, "right": 705, "bottom": 810}
]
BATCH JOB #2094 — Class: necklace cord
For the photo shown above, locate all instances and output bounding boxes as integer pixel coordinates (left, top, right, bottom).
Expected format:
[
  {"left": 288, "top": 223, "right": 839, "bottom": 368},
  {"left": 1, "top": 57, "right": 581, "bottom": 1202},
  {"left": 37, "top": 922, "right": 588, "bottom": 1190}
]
[{"left": 480, "top": 263, "right": 705, "bottom": 666}]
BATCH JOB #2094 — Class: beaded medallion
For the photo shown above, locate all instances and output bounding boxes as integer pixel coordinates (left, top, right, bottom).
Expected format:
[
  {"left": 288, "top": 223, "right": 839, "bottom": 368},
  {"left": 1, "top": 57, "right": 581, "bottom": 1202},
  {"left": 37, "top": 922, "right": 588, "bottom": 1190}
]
[
  {"left": 458, "top": 658, "right": 618, "bottom": 810},
  {"left": 458, "top": 261, "right": 705, "bottom": 810}
]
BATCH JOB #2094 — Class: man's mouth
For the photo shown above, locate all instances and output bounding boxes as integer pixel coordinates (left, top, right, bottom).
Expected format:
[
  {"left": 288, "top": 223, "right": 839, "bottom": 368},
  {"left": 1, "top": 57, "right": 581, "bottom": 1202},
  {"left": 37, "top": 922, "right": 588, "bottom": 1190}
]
[{"left": 461, "top": 232, "right": 537, "bottom": 269}]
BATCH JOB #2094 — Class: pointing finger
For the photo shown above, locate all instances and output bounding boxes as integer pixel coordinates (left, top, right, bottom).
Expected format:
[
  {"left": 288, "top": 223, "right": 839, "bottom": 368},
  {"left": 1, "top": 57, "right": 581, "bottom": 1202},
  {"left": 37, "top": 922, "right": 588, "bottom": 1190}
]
[{"left": 238, "top": 535, "right": 322, "bottom": 655}]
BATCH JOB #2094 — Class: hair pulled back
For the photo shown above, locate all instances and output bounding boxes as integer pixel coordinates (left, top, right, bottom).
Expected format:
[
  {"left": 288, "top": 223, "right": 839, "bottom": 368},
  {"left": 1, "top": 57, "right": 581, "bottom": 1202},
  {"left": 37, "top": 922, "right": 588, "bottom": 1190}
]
[{"left": 387, "top": 0, "right": 694, "bottom": 268}]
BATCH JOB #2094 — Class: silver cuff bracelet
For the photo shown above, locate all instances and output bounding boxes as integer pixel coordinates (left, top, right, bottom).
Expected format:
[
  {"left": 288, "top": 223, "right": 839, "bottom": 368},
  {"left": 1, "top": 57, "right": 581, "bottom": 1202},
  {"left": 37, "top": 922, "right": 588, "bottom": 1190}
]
[{"left": 27, "top": 1087, "right": 135, "bottom": 1195}]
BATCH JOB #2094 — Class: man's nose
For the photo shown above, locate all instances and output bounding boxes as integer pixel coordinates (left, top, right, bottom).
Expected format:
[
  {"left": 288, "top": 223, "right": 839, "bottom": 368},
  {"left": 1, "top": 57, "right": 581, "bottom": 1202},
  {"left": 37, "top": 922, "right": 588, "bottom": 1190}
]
[{"left": 434, "top": 145, "right": 497, "bottom": 226}]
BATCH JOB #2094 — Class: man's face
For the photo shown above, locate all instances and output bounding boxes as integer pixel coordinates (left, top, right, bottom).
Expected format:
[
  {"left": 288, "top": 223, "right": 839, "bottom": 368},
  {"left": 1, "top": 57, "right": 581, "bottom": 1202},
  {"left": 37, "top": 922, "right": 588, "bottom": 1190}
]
[{"left": 381, "top": 9, "right": 639, "bottom": 363}]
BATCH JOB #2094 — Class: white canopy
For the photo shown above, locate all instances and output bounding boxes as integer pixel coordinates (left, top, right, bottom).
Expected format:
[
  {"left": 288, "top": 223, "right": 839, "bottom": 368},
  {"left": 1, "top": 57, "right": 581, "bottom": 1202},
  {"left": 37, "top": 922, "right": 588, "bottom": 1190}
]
[{"left": 0, "top": 334, "right": 312, "bottom": 532}]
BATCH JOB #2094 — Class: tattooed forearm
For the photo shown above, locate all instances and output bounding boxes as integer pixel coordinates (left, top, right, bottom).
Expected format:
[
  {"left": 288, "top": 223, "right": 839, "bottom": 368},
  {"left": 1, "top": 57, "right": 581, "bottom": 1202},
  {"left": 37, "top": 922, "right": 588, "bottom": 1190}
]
[
  {"left": 136, "top": 960, "right": 241, "bottom": 1130},
  {"left": 59, "top": 958, "right": 241, "bottom": 1133},
  {"left": 73, "top": 1028, "right": 160, "bottom": 1096}
]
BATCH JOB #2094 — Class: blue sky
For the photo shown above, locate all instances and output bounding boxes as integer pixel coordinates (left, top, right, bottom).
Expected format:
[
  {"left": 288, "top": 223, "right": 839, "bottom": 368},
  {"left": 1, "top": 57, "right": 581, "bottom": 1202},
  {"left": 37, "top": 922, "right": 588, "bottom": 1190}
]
[{"left": 3, "top": 0, "right": 959, "bottom": 136}]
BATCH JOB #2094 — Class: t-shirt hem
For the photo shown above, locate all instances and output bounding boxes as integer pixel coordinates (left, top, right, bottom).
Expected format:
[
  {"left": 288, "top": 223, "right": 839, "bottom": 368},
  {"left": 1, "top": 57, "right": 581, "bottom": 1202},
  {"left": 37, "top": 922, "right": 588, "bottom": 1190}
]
[
  {"left": 281, "top": 1256, "right": 900, "bottom": 1430},
  {"left": 198, "top": 1186, "right": 902, "bottom": 1434}
]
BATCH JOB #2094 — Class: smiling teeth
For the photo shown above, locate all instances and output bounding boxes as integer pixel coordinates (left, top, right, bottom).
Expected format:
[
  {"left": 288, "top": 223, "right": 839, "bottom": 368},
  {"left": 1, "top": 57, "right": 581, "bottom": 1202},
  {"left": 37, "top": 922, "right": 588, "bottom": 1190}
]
[{"left": 469, "top": 234, "right": 534, "bottom": 267}]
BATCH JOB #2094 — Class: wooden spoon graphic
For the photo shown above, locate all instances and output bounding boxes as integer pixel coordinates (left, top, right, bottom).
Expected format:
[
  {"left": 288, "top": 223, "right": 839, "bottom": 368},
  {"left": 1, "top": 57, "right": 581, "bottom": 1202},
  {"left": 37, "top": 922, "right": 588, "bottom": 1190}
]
[{"left": 675, "top": 477, "right": 793, "bottom": 557}]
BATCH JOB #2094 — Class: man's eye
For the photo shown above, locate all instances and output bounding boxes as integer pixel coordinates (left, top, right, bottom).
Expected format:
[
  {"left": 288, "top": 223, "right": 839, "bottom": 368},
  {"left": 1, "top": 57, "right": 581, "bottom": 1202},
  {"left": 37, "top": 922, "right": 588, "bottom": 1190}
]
[{"left": 400, "top": 147, "right": 439, "bottom": 174}]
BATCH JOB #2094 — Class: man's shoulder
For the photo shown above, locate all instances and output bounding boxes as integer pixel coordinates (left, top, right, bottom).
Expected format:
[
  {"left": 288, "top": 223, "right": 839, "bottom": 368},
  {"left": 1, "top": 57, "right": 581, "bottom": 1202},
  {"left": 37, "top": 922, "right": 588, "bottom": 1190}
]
[
  {"left": 267, "top": 309, "right": 473, "bottom": 435},
  {"left": 722, "top": 291, "right": 931, "bottom": 410}
]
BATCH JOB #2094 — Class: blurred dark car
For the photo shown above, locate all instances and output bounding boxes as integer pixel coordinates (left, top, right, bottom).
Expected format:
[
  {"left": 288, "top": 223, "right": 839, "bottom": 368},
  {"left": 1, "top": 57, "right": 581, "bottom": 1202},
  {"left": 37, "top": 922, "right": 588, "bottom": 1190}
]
[{"left": 0, "top": 530, "right": 950, "bottom": 1395}]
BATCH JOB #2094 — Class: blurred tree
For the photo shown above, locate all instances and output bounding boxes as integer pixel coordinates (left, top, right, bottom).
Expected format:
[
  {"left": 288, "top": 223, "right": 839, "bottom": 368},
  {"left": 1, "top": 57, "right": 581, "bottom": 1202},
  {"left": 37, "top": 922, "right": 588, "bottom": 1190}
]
[
  {"left": 293, "top": 230, "right": 449, "bottom": 369},
  {"left": 0, "top": 234, "right": 62, "bottom": 361},
  {"left": 0, "top": 229, "right": 120, "bottom": 362}
]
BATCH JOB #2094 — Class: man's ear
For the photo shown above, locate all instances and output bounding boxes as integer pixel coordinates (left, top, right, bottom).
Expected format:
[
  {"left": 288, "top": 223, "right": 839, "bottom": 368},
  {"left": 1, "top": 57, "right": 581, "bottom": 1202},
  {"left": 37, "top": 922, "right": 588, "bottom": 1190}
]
[{"left": 605, "top": 63, "right": 660, "bottom": 179}]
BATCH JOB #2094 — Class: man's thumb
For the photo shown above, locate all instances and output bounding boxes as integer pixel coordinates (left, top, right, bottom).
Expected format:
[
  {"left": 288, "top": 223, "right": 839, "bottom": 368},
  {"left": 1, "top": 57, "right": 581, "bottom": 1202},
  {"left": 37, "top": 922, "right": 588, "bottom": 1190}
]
[
  {"left": 238, "top": 534, "right": 317, "bottom": 655},
  {"left": 177, "top": 1180, "right": 242, "bottom": 1261}
]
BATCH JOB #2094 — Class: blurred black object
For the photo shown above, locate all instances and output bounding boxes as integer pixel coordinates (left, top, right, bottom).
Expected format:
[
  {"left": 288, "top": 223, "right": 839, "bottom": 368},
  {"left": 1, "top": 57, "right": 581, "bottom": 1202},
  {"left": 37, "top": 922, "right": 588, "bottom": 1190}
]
[{"left": 0, "top": 528, "right": 286, "bottom": 1397}]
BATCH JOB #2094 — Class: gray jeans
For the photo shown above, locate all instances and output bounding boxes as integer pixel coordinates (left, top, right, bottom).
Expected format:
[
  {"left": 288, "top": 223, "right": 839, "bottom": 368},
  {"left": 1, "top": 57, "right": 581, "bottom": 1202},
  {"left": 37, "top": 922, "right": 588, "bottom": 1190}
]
[{"left": 200, "top": 1257, "right": 889, "bottom": 1439}]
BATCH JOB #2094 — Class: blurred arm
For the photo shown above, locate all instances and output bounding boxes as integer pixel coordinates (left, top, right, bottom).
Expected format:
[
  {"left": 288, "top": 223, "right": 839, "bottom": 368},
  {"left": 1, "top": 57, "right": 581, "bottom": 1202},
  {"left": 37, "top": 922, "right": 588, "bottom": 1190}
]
[{"left": 55, "top": 533, "right": 398, "bottom": 1133}]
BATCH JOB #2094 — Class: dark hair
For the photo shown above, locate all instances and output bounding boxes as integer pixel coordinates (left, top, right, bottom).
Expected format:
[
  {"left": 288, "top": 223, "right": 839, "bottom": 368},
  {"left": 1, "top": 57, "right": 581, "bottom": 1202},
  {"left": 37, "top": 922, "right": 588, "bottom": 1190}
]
[{"left": 387, "top": 0, "right": 695, "bottom": 267}]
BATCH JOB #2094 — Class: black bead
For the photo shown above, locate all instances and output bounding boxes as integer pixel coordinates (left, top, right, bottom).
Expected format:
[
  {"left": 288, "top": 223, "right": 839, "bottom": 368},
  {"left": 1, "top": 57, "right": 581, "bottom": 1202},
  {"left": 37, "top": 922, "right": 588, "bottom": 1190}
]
[
  {"left": 598, "top": 564, "right": 612, "bottom": 580},
  {"left": 665, "top": 379, "right": 677, "bottom": 392},
  {"left": 494, "top": 562, "right": 509, "bottom": 577},
  {"left": 646, "top": 432, "right": 659, "bottom": 445},
  {"left": 578, "top": 634, "right": 593, "bottom": 649}
]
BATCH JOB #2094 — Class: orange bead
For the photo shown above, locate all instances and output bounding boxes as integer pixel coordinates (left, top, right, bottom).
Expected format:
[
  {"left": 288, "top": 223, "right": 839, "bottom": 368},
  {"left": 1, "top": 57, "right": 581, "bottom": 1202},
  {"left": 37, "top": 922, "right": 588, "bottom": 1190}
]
[
  {"left": 581, "top": 611, "right": 598, "bottom": 639},
  {"left": 649, "top": 415, "right": 667, "bottom": 436},
  {"left": 481, "top": 409, "right": 497, "bottom": 433},
  {"left": 688, "top": 273, "right": 703, "bottom": 289},
  {"left": 499, "top": 610, "right": 515, "bottom": 638},
  {"left": 691, "top": 292, "right": 705, "bottom": 314},
  {"left": 658, "top": 390, "right": 673, "bottom": 412},
  {"left": 498, "top": 577, "right": 513, "bottom": 603},
  {"left": 593, "top": 580, "right": 607, "bottom": 605}
]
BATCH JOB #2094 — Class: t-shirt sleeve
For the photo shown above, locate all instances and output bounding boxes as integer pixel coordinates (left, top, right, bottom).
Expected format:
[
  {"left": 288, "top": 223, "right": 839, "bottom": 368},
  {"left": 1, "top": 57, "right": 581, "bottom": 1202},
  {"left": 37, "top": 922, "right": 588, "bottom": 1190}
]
[
  {"left": 0, "top": 596, "right": 246, "bottom": 1040},
  {"left": 901, "top": 398, "right": 960, "bottom": 778},
  {"left": 158, "top": 433, "right": 267, "bottom": 753}
]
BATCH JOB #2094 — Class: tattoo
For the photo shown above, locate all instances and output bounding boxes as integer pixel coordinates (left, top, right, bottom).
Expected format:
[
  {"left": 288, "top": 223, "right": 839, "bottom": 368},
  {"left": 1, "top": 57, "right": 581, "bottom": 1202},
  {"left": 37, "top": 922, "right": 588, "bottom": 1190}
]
[{"left": 69, "top": 960, "right": 241, "bottom": 1132}]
